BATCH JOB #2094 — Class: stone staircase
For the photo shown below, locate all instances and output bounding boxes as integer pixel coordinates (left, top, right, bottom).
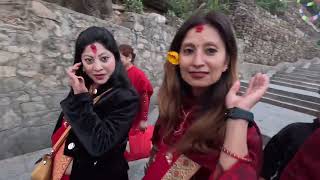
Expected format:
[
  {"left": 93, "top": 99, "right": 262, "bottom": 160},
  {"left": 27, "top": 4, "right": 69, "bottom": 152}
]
[{"left": 241, "top": 58, "right": 320, "bottom": 117}]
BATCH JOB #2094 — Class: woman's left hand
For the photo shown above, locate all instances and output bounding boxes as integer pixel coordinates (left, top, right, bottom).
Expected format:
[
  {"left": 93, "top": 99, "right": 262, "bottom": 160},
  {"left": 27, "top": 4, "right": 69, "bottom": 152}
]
[
  {"left": 225, "top": 73, "right": 269, "bottom": 111},
  {"left": 66, "top": 62, "right": 88, "bottom": 94}
]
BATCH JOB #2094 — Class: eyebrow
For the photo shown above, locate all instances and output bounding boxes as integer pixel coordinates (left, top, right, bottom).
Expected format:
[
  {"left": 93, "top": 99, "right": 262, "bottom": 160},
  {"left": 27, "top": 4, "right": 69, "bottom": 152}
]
[
  {"left": 98, "top": 52, "right": 109, "bottom": 57},
  {"left": 182, "top": 42, "right": 218, "bottom": 49},
  {"left": 82, "top": 52, "right": 109, "bottom": 58}
]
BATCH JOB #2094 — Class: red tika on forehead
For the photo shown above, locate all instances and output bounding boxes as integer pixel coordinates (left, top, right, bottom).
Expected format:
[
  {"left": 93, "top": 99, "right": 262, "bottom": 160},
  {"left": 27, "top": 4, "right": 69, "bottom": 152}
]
[
  {"left": 195, "top": 24, "right": 204, "bottom": 32},
  {"left": 90, "top": 44, "right": 97, "bottom": 54}
]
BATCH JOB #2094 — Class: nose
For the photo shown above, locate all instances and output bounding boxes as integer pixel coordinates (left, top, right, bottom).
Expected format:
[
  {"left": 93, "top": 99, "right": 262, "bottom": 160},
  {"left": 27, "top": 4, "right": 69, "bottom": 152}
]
[
  {"left": 93, "top": 61, "right": 103, "bottom": 71},
  {"left": 192, "top": 49, "right": 205, "bottom": 68}
]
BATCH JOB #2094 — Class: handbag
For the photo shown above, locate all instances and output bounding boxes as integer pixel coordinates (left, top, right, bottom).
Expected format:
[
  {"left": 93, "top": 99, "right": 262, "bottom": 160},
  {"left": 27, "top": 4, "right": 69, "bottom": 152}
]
[
  {"left": 125, "top": 125, "right": 154, "bottom": 161},
  {"left": 31, "top": 87, "right": 113, "bottom": 180},
  {"left": 31, "top": 126, "right": 71, "bottom": 180}
]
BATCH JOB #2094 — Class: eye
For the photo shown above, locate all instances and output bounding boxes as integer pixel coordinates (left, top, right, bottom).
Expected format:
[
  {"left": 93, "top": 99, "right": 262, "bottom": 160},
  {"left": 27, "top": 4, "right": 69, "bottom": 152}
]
[
  {"left": 84, "top": 58, "right": 94, "bottom": 64},
  {"left": 100, "top": 56, "right": 109, "bottom": 62},
  {"left": 205, "top": 48, "right": 217, "bottom": 55},
  {"left": 182, "top": 48, "right": 194, "bottom": 55}
]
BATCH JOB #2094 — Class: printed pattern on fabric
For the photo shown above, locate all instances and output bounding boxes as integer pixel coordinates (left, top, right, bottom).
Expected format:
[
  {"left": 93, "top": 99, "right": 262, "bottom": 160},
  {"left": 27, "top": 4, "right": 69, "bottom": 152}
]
[{"left": 162, "top": 155, "right": 201, "bottom": 180}]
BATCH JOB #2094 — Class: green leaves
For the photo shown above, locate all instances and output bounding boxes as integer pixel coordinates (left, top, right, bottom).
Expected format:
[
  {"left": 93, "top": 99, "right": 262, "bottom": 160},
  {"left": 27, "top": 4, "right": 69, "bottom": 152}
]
[
  {"left": 124, "top": 0, "right": 144, "bottom": 13},
  {"left": 167, "top": 0, "right": 230, "bottom": 19},
  {"left": 256, "top": 0, "right": 288, "bottom": 15}
]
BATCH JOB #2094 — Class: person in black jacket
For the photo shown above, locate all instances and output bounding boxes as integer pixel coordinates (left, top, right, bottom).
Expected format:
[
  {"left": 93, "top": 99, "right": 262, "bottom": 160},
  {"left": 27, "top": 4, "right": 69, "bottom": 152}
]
[
  {"left": 260, "top": 118, "right": 320, "bottom": 180},
  {"left": 260, "top": 89, "right": 320, "bottom": 180},
  {"left": 52, "top": 26, "right": 139, "bottom": 180}
]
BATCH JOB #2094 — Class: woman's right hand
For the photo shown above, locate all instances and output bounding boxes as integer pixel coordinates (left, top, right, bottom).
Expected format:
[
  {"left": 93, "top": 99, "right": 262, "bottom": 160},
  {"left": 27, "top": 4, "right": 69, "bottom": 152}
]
[{"left": 66, "top": 62, "right": 88, "bottom": 94}]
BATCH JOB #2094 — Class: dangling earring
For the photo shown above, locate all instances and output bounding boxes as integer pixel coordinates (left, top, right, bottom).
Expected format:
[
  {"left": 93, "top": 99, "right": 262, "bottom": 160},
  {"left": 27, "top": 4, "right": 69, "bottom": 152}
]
[{"left": 82, "top": 66, "right": 85, "bottom": 73}]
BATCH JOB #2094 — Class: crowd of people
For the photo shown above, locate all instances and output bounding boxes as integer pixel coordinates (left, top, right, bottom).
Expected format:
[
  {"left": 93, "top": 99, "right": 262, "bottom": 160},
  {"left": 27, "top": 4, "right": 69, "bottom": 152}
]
[{"left": 36, "top": 10, "right": 319, "bottom": 180}]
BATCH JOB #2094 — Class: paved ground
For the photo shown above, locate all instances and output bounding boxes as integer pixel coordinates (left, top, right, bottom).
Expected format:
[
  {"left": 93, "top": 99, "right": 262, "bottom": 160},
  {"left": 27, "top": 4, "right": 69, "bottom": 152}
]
[{"left": 0, "top": 102, "right": 315, "bottom": 180}]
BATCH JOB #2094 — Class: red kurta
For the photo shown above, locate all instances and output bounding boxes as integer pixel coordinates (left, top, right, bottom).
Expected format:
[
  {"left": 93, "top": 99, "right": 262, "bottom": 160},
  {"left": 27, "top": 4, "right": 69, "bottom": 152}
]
[
  {"left": 280, "top": 128, "right": 320, "bottom": 180},
  {"left": 143, "top": 104, "right": 262, "bottom": 180},
  {"left": 127, "top": 65, "right": 153, "bottom": 131}
]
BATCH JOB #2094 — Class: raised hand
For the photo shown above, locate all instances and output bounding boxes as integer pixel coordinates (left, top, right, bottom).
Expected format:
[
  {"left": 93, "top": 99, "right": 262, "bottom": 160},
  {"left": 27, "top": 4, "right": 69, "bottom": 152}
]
[
  {"left": 225, "top": 73, "right": 269, "bottom": 111},
  {"left": 66, "top": 62, "right": 88, "bottom": 94}
]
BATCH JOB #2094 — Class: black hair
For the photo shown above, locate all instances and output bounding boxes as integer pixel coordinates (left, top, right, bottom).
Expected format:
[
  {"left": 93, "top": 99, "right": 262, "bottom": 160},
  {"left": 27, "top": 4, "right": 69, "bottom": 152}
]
[{"left": 73, "top": 26, "right": 130, "bottom": 94}]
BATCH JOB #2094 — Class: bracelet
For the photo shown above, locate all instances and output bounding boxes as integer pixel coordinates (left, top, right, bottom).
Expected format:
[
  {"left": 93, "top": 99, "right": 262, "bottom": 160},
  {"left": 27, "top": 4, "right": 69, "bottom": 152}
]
[{"left": 220, "top": 146, "right": 252, "bottom": 163}]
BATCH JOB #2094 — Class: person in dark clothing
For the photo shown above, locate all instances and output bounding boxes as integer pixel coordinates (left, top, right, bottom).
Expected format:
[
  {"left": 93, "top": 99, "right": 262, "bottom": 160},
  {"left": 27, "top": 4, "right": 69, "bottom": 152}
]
[
  {"left": 51, "top": 26, "right": 139, "bottom": 180},
  {"left": 261, "top": 118, "right": 320, "bottom": 180}
]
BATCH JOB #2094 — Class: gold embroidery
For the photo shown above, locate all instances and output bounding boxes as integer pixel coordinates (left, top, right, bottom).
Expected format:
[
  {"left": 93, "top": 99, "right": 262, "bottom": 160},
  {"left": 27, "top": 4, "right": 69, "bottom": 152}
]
[
  {"left": 162, "top": 155, "right": 200, "bottom": 180},
  {"left": 52, "top": 142, "right": 72, "bottom": 180}
]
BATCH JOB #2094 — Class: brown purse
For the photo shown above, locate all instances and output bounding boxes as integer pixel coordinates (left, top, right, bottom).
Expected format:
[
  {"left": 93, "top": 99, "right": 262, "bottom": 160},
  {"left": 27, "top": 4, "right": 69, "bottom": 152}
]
[{"left": 31, "top": 126, "right": 71, "bottom": 180}]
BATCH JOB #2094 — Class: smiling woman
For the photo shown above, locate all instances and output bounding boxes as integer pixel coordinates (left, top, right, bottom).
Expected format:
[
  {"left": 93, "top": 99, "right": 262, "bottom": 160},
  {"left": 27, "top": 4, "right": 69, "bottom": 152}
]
[
  {"left": 50, "top": 26, "right": 139, "bottom": 180},
  {"left": 143, "top": 11, "right": 269, "bottom": 180}
]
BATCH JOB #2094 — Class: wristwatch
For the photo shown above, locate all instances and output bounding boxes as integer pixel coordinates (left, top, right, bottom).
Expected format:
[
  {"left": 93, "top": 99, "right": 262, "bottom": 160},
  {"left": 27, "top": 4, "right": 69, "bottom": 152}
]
[{"left": 226, "top": 107, "right": 254, "bottom": 127}]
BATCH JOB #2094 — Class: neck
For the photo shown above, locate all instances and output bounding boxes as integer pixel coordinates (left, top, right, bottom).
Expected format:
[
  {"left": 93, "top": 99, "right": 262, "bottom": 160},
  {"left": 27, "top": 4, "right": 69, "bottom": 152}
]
[
  {"left": 126, "top": 63, "right": 133, "bottom": 70},
  {"left": 192, "top": 87, "right": 206, "bottom": 97},
  {"left": 92, "top": 83, "right": 99, "bottom": 89}
]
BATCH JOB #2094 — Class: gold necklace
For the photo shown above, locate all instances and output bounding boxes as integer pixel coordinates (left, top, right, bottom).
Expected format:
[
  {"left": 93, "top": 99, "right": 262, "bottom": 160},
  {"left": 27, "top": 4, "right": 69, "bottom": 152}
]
[
  {"left": 174, "top": 108, "right": 192, "bottom": 136},
  {"left": 165, "top": 108, "right": 193, "bottom": 165}
]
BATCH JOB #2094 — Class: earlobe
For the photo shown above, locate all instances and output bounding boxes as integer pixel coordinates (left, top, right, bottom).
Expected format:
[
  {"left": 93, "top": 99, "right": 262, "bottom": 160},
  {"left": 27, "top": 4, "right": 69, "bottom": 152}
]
[{"left": 223, "top": 64, "right": 228, "bottom": 72}]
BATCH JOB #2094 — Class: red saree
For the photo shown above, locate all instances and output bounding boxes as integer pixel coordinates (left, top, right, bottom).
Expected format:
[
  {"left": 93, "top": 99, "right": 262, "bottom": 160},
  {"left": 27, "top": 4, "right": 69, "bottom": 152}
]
[
  {"left": 127, "top": 65, "right": 153, "bottom": 130},
  {"left": 143, "top": 106, "right": 262, "bottom": 180}
]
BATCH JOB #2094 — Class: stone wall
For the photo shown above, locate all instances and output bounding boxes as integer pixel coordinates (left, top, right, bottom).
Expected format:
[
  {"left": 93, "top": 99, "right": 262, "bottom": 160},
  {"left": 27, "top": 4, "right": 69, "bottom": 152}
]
[
  {"left": 230, "top": 0, "right": 320, "bottom": 79},
  {"left": 0, "top": 0, "right": 174, "bottom": 160}
]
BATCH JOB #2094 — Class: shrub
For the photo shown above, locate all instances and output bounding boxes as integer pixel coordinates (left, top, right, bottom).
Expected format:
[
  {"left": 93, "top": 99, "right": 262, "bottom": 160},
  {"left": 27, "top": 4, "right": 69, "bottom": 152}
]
[
  {"left": 123, "top": 0, "right": 144, "bottom": 13},
  {"left": 256, "top": 0, "right": 288, "bottom": 15}
]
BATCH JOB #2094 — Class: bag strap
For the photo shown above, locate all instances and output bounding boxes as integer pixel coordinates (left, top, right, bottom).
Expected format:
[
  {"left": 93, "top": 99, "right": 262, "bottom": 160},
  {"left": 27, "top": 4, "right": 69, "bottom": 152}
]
[
  {"left": 162, "top": 155, "right": 201, "bottom": 180},
  {"left": 52, "top": 88, "right": 113, "bottom": 153}
]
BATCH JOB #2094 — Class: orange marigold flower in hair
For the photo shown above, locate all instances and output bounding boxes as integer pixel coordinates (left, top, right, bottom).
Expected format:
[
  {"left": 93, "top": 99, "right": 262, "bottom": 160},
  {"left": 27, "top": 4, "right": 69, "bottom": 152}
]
[{"left": 167, "top": 51, "right": 179, "bottom": 65}]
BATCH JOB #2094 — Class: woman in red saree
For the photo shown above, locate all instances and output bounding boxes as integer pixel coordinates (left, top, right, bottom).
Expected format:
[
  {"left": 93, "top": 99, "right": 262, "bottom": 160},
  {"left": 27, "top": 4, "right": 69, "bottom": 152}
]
[
  {"left": 143, "top": 11, "right": 269, "bottom": 180},
  {"left": 119, "top": 44, "right": 153, "bottom": 131}
]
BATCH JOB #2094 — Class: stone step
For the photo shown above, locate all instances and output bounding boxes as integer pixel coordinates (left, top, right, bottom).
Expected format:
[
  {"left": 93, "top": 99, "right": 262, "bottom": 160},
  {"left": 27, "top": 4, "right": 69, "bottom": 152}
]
[
  {"left": 304, "top": 63, "right": 320, "bottom": 68},
  {"left": 270, "top": 80, "right": 319, "bottom": 93},
  {"left": 257, "top": 95, "right": 318, "bottom": 116},
  {"left": 241, "top": 87, "right": 320, "bottom": 110},
  {"left": 274, "top": 73, "right": 320, "bottom": 84},
  {"left": 266, "top": 92, "right": 319, "bottom": 111},
  {"left": 271, "top": 77, "right": 320, "bottom": 89},
  {"left": 293, "top": 68, "right": 320, "bottom": 76},
  {"left": 240, "top": 89, "right": 319, "bottom": 116},
  {"left": 280, "top": 71, "right": 320, "bottom": 79},
  {"left": 241, "top": 81, "right": 320, "bottom": 103},
  {"left": 241, "top": 81, "right": 320, "bottom": 104},
  {"left": 252, "top": 102, "right": 315, "bottom": 139}
]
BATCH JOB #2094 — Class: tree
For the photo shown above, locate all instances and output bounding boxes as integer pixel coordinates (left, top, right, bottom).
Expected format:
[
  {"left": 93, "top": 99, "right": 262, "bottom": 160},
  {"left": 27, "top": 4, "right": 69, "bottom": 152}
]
[{"left": 44, "top": 0, "right": 113, "bottom": 18}]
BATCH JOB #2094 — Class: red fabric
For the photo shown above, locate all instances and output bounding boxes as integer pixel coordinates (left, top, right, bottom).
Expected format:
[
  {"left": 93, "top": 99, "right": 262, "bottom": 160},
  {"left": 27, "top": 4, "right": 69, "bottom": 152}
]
[
  {"left": 51, "top": 119, "right": 68, "bottom": 150},
  {"left": 124, "top": 126, "right": 154, "bottom": 161},
  {"left": 280, "top": 128, "right": 320, "bottom": 180},
  {"left": 61, "top": 175, "right": 70, "bottom": 180},
  {"left": 51, "top": 119, "right": 70, "bottom": 180},
  {"left": 143, "top": 106, "right": 262, "bottom": 180},
  {"left": 127, "top": 66, "right": 153, "bottom": 130}
]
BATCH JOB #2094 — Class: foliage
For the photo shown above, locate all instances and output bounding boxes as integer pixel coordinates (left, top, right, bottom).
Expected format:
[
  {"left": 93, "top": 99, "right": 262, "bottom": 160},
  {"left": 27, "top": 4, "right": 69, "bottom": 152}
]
[
  {"left": 256, "top": 0, "right": 288, "bottom": 15},
  {"left": 123, "top": 0, "right": 144, "bottom": 13},
  {"left": 167, "top": 0, "right": 231, "bottom": 19},
  {"left": 206, "top": 0, "right": 230, "bottom": 13}
]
